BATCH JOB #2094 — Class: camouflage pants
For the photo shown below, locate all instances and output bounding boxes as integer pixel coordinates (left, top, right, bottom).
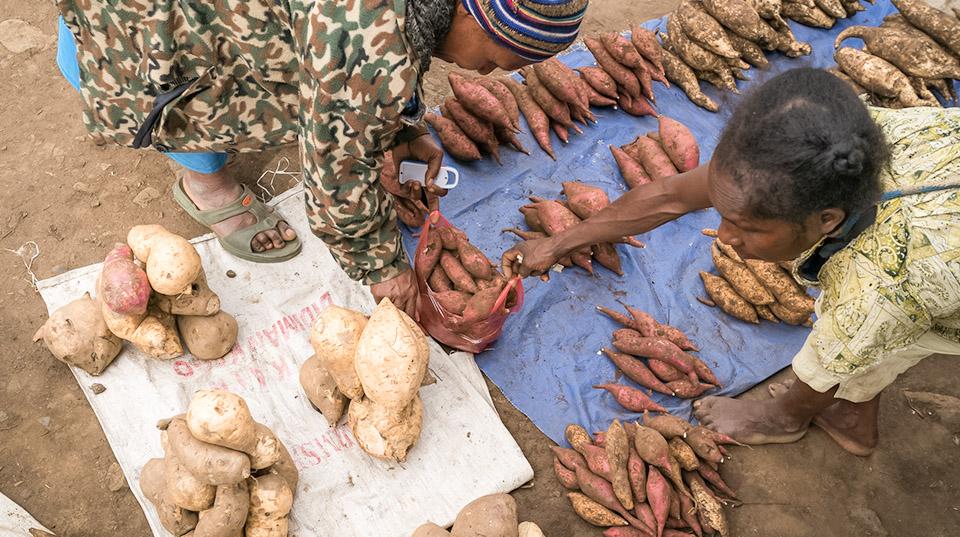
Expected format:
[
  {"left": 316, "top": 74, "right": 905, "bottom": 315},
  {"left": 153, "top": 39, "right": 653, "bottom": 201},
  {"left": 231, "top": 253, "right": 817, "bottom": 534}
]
[{"left": 58, "top": 0, "right": 425, "bottom": 284}]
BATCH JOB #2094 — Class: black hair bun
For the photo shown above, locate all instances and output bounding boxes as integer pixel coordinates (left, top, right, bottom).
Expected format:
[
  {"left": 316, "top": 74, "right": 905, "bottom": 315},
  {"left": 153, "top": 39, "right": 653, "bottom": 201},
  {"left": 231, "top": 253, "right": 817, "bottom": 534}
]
[{"left": 831, "top": 138, "right": 865, "bottom": 176}]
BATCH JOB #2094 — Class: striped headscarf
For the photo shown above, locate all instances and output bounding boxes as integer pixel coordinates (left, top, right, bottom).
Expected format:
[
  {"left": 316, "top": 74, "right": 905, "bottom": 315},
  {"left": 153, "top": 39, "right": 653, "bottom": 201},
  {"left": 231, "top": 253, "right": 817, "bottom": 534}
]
[{"left": 461, "top": 0, "right": 589, "bottom": 61}]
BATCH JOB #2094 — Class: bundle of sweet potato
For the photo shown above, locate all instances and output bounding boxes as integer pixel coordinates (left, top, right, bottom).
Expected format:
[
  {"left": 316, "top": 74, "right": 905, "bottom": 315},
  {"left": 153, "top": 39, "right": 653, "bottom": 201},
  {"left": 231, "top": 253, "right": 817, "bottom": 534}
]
[
  {"left": 829, "top": 0, "right": 960, "bottom": 108},
  {"left": 555, "top": 418, "right": 738, "bottom": 537},
  {"left": 698, "top": 229, "right": 815, "bottom": 325},
  {"left": 143, "top": 389, "right": 299, "bottom": 537},
  {"left": 579, "top": 30, "right": 668, "bottom": 118},
  {"left": 505, "top": 183, "right": 646, "bottom": 278},
  {"left": 611, "top": 116, "right": 701, "bottom": 189},
  {"left": 596, "top": 303, "right": 721, "bottom": 404},
  {"left": 418, "top": 219, "right": 518, "bottom": 325},
  {"left": 657, "top": 0, "right": 811, "bottom": 111}
]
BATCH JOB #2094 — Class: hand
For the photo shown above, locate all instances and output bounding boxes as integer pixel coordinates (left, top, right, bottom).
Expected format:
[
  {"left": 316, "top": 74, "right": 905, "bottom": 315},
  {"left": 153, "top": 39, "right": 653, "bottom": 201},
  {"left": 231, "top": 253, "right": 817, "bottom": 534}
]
[
  {"left": 369, "top": 268, "right": 419, "bottom": 319},
  {"left": 391, "top": 134, "right": 448, "bottom": 201},
  {"left": 501, "top": 236, "right": 563, "bottom": 279}
]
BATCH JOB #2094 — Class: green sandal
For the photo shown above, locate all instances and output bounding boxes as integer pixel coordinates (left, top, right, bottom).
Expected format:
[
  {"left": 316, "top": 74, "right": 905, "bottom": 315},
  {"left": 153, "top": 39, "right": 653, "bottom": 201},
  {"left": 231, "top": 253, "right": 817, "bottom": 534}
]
[{"left": 173, "top": 179, "right": 302, "bottom": 263}]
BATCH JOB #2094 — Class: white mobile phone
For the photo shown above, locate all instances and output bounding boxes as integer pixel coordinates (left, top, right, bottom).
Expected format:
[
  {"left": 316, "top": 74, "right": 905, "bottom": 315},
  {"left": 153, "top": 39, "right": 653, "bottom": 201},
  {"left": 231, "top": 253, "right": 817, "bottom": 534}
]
[{"left": 398, "top": 160, "right": 460, "bottom": 189}]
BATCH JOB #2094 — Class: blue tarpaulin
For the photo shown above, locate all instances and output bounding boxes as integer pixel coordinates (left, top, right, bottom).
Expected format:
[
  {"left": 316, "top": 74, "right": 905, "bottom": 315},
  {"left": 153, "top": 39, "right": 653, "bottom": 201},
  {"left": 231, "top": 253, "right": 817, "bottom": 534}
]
[{"left": 401, "top": 0, "right": 949, "bottom": 446}]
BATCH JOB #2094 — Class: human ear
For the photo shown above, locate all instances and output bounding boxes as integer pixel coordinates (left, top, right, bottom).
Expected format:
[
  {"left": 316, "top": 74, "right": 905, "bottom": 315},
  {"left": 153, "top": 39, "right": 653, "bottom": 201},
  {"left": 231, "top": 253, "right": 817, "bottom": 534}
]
[{"left": 819, "top": 208, "right": 846, "bottom": 235}]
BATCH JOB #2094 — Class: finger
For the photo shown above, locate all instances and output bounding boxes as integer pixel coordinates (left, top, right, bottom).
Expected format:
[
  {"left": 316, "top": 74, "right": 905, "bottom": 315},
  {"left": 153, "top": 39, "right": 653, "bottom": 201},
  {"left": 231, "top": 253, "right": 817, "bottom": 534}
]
[
  {"left": 426, "top": 194, "right": 440, "bottom": 213},
  {"left": 501, "top": 251, "right": 518, "bottom": 278},
  {"left": 424, "top": 150, "right": 442, "bottom": 187}
]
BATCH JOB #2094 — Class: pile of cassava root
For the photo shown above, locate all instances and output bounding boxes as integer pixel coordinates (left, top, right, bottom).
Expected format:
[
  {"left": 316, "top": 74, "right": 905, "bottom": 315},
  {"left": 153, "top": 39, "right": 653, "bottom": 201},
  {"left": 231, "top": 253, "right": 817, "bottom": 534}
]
[
  {"left": 829, "top": 0, "right": 960, "bottom": 108},
  {"left": 556, "top": 419, "right": 739, "bottom": 537},
  {"left": 411, "top": 493, "right": 546, "bottom": 537},
  {"left": 34, "top": 225, "right": 238, "bottom": 376},
  {"left": 143, "top": 389, "right": 299, "bottom": 537},
  {"left": 610, "top": 116, "right": 700, "bottom": 189},
  {"left": 658, "top": 0, "right": 812, "bottom": 111},
  {"left": 698, "top": 229, "right": 815, "bottom": 325},
  {"left": 597, "top": 303, "right": 722, "bottom": 404},
  {"left": 505, "top": 184, "right": 646, "bottom": 278},
  {"left": 300, "top": 298, "right": 429, "bottom": 462}
]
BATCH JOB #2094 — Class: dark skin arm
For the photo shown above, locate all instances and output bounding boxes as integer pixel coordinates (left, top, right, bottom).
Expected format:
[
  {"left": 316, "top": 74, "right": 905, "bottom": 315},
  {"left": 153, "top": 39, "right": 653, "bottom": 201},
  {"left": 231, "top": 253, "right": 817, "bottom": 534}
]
[{"left": 502, "top": 163, "right": 713, "bottom": 278}]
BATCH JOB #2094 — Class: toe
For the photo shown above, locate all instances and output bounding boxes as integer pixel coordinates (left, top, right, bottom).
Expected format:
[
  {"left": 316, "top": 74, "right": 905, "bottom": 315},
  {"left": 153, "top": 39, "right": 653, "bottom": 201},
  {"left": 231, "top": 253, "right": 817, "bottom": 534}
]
[
  {"left": 278, "top": 221, "right": 297, "bottom": 241},
  {"left": 264, "top": 229, "right": 285, "bottom": 249},
  {"left": 251, "top": 235, "right": 268, "bottom": 252}
]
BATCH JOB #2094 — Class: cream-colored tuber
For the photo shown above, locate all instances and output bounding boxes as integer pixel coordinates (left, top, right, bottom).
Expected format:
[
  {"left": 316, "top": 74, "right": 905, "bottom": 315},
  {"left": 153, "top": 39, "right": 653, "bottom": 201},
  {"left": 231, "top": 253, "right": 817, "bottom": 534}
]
[
  {"left": 347, "top": 394, "right": 424, "bottom": 463},
  {"left": 177, "top": 311, "right": 238, "bottom": 360},
  {"left": 155, "top": 269, "right": 221, "bottom": 316},
  {"left": 244, "top": 474, "right": 293, "bottom": 537},
  {"left": 140, "top": 458, "right": 199, "bottom": 536},
  {"left": 186, "top": 390, "right": 259, "bottom": 453},
  {"left": 299, "top": 354, "right": 348, "bottom": 425},
  {"left": 127, "top": 224, "right": 202, "bottom": 296},
  {"left": 33, "top": 292, "right": 122, "bottom": 375},
  {"left": 101, "top": 300, "right": 183, "bottom": 359},
  {"left": 309, "top": 305, "right": 368, "bottom": 400}
]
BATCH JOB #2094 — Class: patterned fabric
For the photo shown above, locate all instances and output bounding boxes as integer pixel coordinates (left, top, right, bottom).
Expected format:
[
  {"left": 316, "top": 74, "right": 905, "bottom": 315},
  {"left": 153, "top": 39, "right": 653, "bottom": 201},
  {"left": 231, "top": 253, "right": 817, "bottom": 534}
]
[
  {"left": 795, "top": 106, "right": 960, "bottom": 379},
  {"left": 56, "top": 0, "right": 429, "bottom": 284},
  {"left": 460, "top": 0, "right": 588, "bottom": 61}
]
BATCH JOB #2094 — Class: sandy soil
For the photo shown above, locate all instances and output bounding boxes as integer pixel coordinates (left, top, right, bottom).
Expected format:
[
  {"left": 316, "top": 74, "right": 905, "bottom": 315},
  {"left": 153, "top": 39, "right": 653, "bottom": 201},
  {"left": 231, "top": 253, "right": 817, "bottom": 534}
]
[{"left": 1, "top": 1, "right": 958, "bottom": 536}]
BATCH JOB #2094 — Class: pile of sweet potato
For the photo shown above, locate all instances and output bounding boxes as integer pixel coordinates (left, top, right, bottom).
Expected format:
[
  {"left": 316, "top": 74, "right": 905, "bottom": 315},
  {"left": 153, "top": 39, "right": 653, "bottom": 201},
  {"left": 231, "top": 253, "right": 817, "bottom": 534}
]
[
  {"left": 829, "top": 0, "right": 960, "bottom": 108},
  {"left": 698, "top": 230, "right": 815, "bottom": 325},
  {"left": 611, "top": 116, "right": 701, "bottom": 188},
  {"left": 555, "top": 418, "right": 738, "bottom": 536},
  {"left": 34, "top": 225, "right": 238, "bottom": 375},
  {"left": 506, "top": 183, "right": 646, "bottom": 277},
  {"left": 143, "top": 389, "right": 299, "bottom": 537},
  {"left": 657, "top": 0, "right": 811, "bottom": 111},
  {"left": 596, "top": 303, "right": 722, "bottom": 403},
  {"left": 781, "top": 0, "right": 864, "bottom": 29},
  {"left": 411, "top": 493, "right": 546, "bottom": 537},
  {"left": 300, "top": 298, "right": 429, "bottom": 463}
]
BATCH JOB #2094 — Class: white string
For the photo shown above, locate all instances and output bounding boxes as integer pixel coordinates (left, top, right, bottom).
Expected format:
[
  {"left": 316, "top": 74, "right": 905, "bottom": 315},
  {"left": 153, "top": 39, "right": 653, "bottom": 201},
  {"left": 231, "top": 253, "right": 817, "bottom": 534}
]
[
  {"left": 255, "top": 157, "right": 301, "bottom": 201},
  {"left": 4, "top": 241, "right": 40, "bottom": 290}
]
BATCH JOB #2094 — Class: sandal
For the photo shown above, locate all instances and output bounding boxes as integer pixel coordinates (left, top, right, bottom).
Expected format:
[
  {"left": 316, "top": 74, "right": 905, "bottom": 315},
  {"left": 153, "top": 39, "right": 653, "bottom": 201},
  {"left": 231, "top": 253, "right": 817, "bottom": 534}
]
[{"left": 173, "top": 178, "right": 302, "bottom": 263}]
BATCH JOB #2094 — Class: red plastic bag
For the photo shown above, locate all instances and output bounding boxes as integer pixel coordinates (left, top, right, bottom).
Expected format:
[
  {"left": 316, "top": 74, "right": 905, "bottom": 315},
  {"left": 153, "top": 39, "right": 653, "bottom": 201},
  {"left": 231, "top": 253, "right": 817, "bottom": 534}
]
[{"left": 414, "top": 211, "right": 524, "bottom": 353}]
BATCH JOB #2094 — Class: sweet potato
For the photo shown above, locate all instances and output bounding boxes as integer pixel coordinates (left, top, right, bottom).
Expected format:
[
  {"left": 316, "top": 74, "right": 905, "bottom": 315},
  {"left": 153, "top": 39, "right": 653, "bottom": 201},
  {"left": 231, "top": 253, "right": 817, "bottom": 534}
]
[
  {"left": 495, "top": 124, "right": 530, "bottom": 155},
  {"left": 450, "top": 493, "right": 519, "bottom": 537},
  {"left": 694, "top": 69, "right": 738, "bottom": 93},
  {"left": 310, "top": 305, "right": 367, "bottom": 400},
  {"left": 678, "top": 491, "right": 703, "bottom": 537},
  {"left": 835, "top": 47, "right": 935, "bottom": 107},
  {"left": 140, "top": 458, "right": 198, "bottom": 536},
  {"left": 445, "top": 97, "right": 501, "bottom": 164},
  {"left": 642, "top": 410, "right": 692, "bottom": 439},
  {"left": 743, "top": 260, "right": 813, "bottom": 313},
  {"left": 602, "top": 32, "right": 645, "bottom": 68},
  {"left": 428, "top": 266, "right": 454, "bottom": 293},
  {"left": 245, "top": 473, "right": 294, "bottom": 537},
  {"left": 660, "top": 48, "right": 719, "bottom": 112},
  {"left": 425, "top": 113, "right": 482, "bottom": 161},
  {"left": 299, "top": 354, "right": 348, "bottom": 425},
  {"left": 598, "top": 305, "right": 641, "bottom": 331},
  {"left": 624, "top": 136, "right": 679, "bottom": 180},
  {"left": 165, "top": 417, "right": 250, "bottom": 485},
  {"left": 552, "top": 122, "right": 571, "bottom": 144},
  {"left": 34, "top": 293, "right": 122, "bottom": 376},
  {"left": 581, "top": 443, "right": 614, "bottom": 480},
  {"left": 552, "top": 445, "right": 588, "bottom": 470},
  {"left": 126, "top": 225, "right": 202, "bottom": 297},
  {"left": 593, "top": 242, "right": 625, "bottom": 276},
  {"left": 348, "top": 394, "right": 423, "bottom": 462},
  {"left": 669, "top": 491, "right": 682, "bottom": 523},
  {"left": 607, "top": 420, "right": 634, "bottom": 510},
  {"left": 768, "top": 301, "right": 812, "bottom": 326},
  {"left": 611, "top": 332, "right": 698, "bottom": 381},
  {"left": 477, "top": 77, "right": 521, "bottom": 129},
  {"left": 628, "top": 448, "right": 647, "bottom": 504},
  {"left": 434, "top": 290, "right": 470, "bottom": 315},
  {"left": 711, "top": 242, "right": 774, "bottom": 305},
  {"left": 618, "top": 93, "right": 657, "bottom": 118},
  {"left": 620, "top": 305, "right": 699, "bottom": 352},
  {"left": 264, "top": 440, "right": 298, "bottom": 492},
  {"left": 585, "top": 36, "right": 642, "bottom": 99},
  {"left": 177, "top": 311, "right": 237, "bottom": 361},
  {"left": 892, "top": 0, "right": 960, "bottom": 56},
  {"left": 631, "top": 25, "right": 666, "bottom": 77},
  {"left": 566, "top": 424, "right": 594, "bottom": 455},
  {"left": 669, "top": 438, "right": 700, "bottom": 471},
  {"left": 685, "top": 427, "right": 724, "bottom": 464},
  {"left": 438, "top": 226, "right": 467, "bottom": 250},
  {"left": 534, "top": 58, "right": 589, "bottom": 112},
  {"left": 518, "top": 522, "right": 545, "bottom": 537},
  {"left": 664, "top": 16, "right": 731, "bottom": 83},
  {"left": 697, "top": 463, "right": 738, "bottom": 499},
  {"left": 658, "top": 116, "right": 700, "bottom": 173},
  {"left": 648, "top": 357, "right": 686, "bottom": 383},
  {"left": 448, "top": 72, "right": 513, "bottom": 131},
  {"left": 595, "top": 383, "right": 669, "bottom": 413},
  {"left": 101, "top": 301, "right": 183, "bottom": 359},
  {"left": 100, "top": 243, "right": 151, "bottom": 314},
  {"left": 523, "top": 67, "right": 574, "bottom": 128},
  {"left": 702, "top": 0, "right": 782, "bottom": 46},
  {"left": 724, "top": 29, "right": 769, "bottom": 68},
  {"left": 417, "top": 231, "right": 444, "bottom": 282},
  {"left": 462, "top": 286, "right": 505, "bottom": 324},
  {"left": 562, "top": 181, "right": 610, "bottom": 220},
  {"left": 355, "top": 297, "right": 429, "bottom": 410},
  {"left": 413, "top": 523, "right": 451, "bottom": 537},
  {"left": 699, "top": 272, "right": 759, "bottom": 323},
  {"left": 647, "top": 466, "right": 671, "bottom": 537},
  {"left": 577, "top": 66, "right": 619, "bottom": 98},
  {"left": 163, "top": 448, "right": 216, "bottom": 511},
  {"left": 782, "top": 1, "right": 835, "bottom": 27},
  {"left": 502, "top": 77, "right": 555, "bottom": 160},
  {"left": 569, "top": 492, "right": 629, "bottom": 527},
  {"left": 555, "top": 456, "right": 580, "bottom": 489},
  {"left": 634, "top": 504, "right": 659, "bottom": 536},
  {"left": 154, "top": 269, "right": 221, "bottom": 317},
  {"left": 828, "top": 67, "right": 868, "bottom": 95},
  {"left": 584, "top": 84, "right": 619, "bottom": 107},
  {"left": 633, "top": 424, "right": 673, "bottom": 470},
  {"left": 602, "top": 348, "right": 675, "bottom": 396},
  {"left": 676, "top": 0, "right": 740, "bottom": 59},
  {"left": 835, "top": 26, "right": 960, "bottom": 80},
  {"left": 247, "top": 423, "right": 281, "bottom": 470},
  {"left": 686, "top": 473, "right": 729, "bottom": 537},
  {"left": 186, "top": 389, "right": 257, "bottom": 453},
  {"left": 575, "top": 465, "right": 648, "bottom": 530},
  {"left": 455, "top": 239, "right": 495, "bottom": 281},
  {"left": 440, "top": 252, "right": 480, "bottom": 294}
]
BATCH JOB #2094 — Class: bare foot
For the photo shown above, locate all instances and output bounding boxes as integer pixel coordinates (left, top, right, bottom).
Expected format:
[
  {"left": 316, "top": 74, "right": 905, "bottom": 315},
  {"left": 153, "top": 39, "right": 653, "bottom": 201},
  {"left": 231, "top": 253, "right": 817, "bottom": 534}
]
[
  {"left": 768, "top": 381, "right": 878, "bottom": 456},
  {"left": 182, "top": 169, "right": 297, "bottom": 252},
  {"left": 693, "top": 395, "right": 808, "bottom": 445}
]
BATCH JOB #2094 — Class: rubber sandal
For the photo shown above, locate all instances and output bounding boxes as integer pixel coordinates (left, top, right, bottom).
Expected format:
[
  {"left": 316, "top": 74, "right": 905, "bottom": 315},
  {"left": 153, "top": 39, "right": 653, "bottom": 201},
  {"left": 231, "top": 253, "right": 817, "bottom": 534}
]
[{"left": 173, "top": 178, "right": 302, "bottom": 263}]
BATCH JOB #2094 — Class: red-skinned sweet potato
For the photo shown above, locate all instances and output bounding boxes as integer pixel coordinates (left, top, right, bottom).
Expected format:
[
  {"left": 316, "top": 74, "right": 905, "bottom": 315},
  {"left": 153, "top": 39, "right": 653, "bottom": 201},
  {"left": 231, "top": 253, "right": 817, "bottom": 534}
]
[
  {"left": 448, "top": 72, "right": 514, "bottom": 131},
  {"left": 647, "top": 466, "right": 671, "bottom": 537},
  {"left": 440, "top": 251, "right": 479, "bottom": 294},
  {"left": 577, "top": 66, "right": 619, "bottom": 98},
  {"left": 628, "top": 447, "right": 647, "bottom": 504},
  {"left": 595, "top": 383, "right": 669, "bottom": 413},
  {"left": 434, "top": 290, "right": 470, "bottom": 315},
  {"left": 552, "top": 445, "right": 588, "bottom": 470},
  {"left": 475, "top": 77, "right": 521, "bottom": 129},
  {"left": 618, "top": 93, "right": 657, "bottom": 117},
  {"left": 555, "top": 456, "right": 580, "bottom": 489},
  {"left": 502, "top": 77, "right": 555, "bottom": 160},
  {"left": 585, "top": 36, "right": 642, "bottom": 99},
  {"left": 444, "top": 97, "right": 502, "bottom": 165},
  {"left": 658, "top": 116, "right": 700, "bottom": 172},
  {"left": 623, "top": 136, "right": 679, "bottom": 180},
  {"left": 428, "top": 267, "right": 453, "bottom": 292},
  {"left": 462, "top": 285, "right": 505, "bottom": 324},
  {"left": 100, "top": 243, "right": 151, "bottom": 315},
  {"left": 602, "top": 348, "right": 675, "bottom": 396},
  {"left": 425, "top": 113, "right": 482, "bottom": 161},
  {"left": 642, "top": 410, "right": 692, "bottom": 439},
  {"left": 611, "top": 145, "right": 653, "bottom": 188}
]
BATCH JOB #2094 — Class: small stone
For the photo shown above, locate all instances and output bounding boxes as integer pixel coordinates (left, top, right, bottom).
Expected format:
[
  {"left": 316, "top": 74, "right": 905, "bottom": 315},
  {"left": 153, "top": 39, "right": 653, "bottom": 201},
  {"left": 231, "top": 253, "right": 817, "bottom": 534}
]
[
  {"left": 106, "top": 462, "right": 126, "bottom": 492},
  {"left": 226, "top": 270, "right": 237, "bottom": 278},
  {"left": 0, "top": 20, "right": 48, "bottom": 54},
  {"left": 90, "top": 199, "right": 101, "bottom": 208},
  {"left": 38, "top": 416, "right": 51, "bottom": 431},
  {"left": 133, "top": 186, "right": 161, "bottom": 208},
  {"left": 91, "top": 383, "right": 106, "bottom": 394},
  {"left": 72, "top": 181, "right": 94, "bottom": 194}
]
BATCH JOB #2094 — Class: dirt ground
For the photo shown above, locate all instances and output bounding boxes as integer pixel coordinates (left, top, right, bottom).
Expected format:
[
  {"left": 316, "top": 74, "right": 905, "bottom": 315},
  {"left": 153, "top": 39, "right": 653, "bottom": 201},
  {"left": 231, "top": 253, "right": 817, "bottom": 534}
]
[{"left": 1, "top": 1, "right": 959, "bottom": 536}]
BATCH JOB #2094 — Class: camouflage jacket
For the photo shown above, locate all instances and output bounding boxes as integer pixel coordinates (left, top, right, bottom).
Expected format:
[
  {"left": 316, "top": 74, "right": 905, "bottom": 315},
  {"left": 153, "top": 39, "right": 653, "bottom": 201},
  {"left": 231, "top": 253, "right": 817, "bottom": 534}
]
[{"left": 57, "top": 0, "right": 428, "bottom": 284}]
